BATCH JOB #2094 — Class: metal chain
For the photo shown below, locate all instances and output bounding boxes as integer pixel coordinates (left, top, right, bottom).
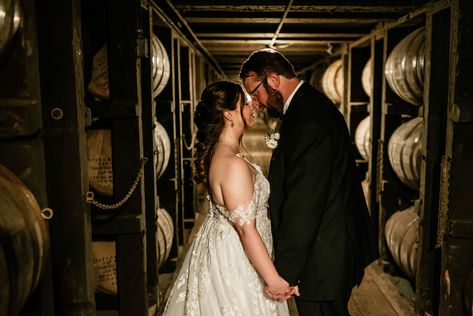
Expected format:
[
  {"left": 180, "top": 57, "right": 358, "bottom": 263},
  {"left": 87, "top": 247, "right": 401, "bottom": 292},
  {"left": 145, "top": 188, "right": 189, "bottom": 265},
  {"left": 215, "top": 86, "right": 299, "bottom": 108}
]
[
  {"left": 85, "top": 157, "right": 148, "bottom": 210},
  {"left": 376, "top": 139, "right": 384, "bottom": 200},
  {"left": 436, "top": 155, "right": 451, "bottom": 248}
]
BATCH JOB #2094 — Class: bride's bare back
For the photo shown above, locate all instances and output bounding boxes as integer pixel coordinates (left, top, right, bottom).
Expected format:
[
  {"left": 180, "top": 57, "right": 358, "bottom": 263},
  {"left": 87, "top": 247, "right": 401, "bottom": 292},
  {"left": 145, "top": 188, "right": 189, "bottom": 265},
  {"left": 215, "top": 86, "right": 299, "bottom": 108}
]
[{"left": 208, "top": 144, "right": 256, "bottom": 211}]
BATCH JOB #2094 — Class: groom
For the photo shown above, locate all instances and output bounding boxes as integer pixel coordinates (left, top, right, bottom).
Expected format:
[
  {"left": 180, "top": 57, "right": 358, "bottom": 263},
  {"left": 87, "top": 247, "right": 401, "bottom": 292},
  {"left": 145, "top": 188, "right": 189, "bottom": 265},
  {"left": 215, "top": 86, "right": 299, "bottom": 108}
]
[{"left": 240, "top": 49, "right": 379, "bottom": 316}]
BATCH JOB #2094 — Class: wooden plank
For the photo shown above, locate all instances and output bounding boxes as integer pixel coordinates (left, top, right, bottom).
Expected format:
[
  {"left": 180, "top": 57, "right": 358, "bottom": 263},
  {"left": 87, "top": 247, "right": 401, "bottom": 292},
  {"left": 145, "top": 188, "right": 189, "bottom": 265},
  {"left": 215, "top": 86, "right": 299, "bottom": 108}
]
[
  {"left": 141, "top": 7, "right": 159, "bottom": 306},
  {"left": 201, "top": 39, "right": 349, "bottom": 45},
  {"left": 150, "top": 1, "right": 226, "bottom": 78},
  {"left": 174, "top": 38, "right": 185, "bottom": 244},
  {"left": 415, "top": 7, "right": 451, "bottom": 315},
  {"left": 384, "top": 0, "right": 451, "bottom": 31},
  {"left": 107, "top": 0, "right": 138, "bottom": 102},
  {"left": 116, "top": 234, "right": 147, "bottom": 315},
  {"left": 86, "top": 100, "right": 139, "bottom": 118},
  {"left": 196, "top": 32, "right": 365, "bottom": 38},
  {"left": 36, "top": 0, "right": 96, "bottom": 314},
  {"left": 174, "top": 5, "right": 414, "bottom": 14},
  {"left": 368, "top": 37, "right": 383, "bottom": 250},
  {"left": 185, "top": 17, "right": 391, "bottom": 24},
  {"left": 92, "top": 215, "right": 144, "bottom": 235}
]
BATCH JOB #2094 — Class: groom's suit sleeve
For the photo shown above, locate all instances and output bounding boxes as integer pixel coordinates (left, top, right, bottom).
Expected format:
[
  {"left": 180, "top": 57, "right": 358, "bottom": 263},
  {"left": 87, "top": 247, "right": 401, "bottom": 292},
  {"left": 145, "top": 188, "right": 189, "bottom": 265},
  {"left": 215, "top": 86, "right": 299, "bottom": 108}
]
[{"left": 274, "top": 122, "right": 334, "bottom": 285}]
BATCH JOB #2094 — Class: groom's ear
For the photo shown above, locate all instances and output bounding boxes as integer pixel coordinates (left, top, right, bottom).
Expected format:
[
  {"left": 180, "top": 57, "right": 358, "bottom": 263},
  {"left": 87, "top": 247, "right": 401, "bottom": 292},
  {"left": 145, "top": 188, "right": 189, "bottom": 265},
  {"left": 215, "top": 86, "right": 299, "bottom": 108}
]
[{"left": 267, "top": 73, "right": 280, "bottom": 89}]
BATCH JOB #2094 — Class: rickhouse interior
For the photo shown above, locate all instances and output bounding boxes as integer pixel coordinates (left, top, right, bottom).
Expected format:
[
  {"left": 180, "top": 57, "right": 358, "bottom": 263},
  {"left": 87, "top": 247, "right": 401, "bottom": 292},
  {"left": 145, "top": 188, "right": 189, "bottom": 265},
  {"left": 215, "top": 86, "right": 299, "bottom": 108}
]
[{"left": 0, "top": 0, "right": 472, "bottom": 315}]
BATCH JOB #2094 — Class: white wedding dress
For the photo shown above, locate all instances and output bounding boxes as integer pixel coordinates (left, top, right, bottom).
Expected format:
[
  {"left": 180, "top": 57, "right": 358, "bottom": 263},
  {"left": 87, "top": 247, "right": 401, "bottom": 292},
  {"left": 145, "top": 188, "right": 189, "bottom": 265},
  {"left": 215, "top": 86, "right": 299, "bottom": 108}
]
[{"left": 163, "top": 156, "right": 289, "bottom": 316}]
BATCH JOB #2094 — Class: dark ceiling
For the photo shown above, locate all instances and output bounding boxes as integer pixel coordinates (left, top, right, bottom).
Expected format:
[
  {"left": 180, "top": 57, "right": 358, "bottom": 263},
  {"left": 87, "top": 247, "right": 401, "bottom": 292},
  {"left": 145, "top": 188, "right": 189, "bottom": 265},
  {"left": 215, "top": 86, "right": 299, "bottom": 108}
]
[{"left": 157, "top": 0, "right": 428, "bottom": 80}]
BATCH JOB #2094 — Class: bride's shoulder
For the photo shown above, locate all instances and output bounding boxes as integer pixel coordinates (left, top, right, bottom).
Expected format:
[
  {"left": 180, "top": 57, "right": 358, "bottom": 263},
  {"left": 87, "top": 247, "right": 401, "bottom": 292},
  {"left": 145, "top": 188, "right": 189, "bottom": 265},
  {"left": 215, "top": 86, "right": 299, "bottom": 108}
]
[
  {"left": 213, "top": 153, "right": 251, "bottom": 177},
  {"left": 210, "top": 154, "right": 252, "bottom": 188}
]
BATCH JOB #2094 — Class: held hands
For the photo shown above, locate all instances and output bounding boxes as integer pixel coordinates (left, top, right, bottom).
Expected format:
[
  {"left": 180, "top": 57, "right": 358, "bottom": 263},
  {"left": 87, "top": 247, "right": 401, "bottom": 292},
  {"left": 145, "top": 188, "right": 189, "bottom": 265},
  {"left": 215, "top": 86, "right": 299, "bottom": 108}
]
[{"left": 265, "top": 276, "right": 300, "bottom": 300}]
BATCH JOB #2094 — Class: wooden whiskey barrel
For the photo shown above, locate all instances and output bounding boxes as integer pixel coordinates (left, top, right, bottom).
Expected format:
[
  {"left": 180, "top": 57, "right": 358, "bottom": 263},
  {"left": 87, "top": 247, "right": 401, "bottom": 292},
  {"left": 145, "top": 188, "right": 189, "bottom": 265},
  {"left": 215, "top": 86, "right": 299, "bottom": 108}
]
[
  {"left": 156, "top": 208, "right": 174, "bottom": 267},
  {"left": 87, "top": 125, "right": 170, "bottom": 194},
  {"left": 385, "top": 205, "right": 419, "bottom": 280},
  {"left": 92, "top": 207, "right": 174, "bottom": 294},
  {"left": 151, "top": 35, "right": 170, "bottom": 97},
  {"left": 151, "top": 34, "right": 164, "bottom": 97},
  {"left": 0, "top": 163, "right": 48, "bottom": 316},
  {"left": 361, "top": 58, "right": 372, "bottom": 97},
  {"left": 387, "top": 117, "right": 423, "bottom": 191},
  {"left": 87, "top": 45, "right": 109, "bottom": 100},
  {"left": 355, "top": 116, "right": 370, "bottom": 161},
  {"left": 153, "top": 120, "right": 171, "bottom": 179},
  {"left": 321, "top": 59, "right": 344, "bottom": 104},
  {"left": 361, "top": 179, "right": 370, "bottom": 214},
  {"left": 87, "top": 129, "right": 113, "bottom": 196},
  {"left": 0, "top": 0, "right": 22, "bottom": 57},
  {"left": 88, "top": 35, "right": 170, "bottom": 99},
  {"left": 385, "top": 27, "right": 425, "bottom": 105}
]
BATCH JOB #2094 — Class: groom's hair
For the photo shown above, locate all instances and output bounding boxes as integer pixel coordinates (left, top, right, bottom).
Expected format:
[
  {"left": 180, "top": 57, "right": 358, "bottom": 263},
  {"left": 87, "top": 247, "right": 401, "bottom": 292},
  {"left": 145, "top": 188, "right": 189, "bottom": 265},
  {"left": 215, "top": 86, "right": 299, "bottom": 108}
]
[{"left": 239, "top": 48, "right": 296, "bottom": 80}]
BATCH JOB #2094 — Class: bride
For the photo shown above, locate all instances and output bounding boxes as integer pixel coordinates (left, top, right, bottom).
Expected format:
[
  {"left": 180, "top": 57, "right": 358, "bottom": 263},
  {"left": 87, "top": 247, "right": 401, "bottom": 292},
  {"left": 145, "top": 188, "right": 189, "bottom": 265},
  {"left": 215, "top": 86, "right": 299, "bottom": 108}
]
[{"left": 163, "top": 81, "right": 294, "bottom": 315}]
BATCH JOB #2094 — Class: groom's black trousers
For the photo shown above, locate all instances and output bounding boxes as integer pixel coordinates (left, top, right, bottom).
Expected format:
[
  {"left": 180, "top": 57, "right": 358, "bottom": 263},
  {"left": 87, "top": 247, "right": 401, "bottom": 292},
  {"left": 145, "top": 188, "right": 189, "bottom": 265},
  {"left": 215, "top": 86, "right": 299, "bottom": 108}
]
[
  {"left": 294, "top": 296, "right": 351, "bottom": 316},
  {"left": 294, "top": 283, "right": 352, "bottom": 316}
]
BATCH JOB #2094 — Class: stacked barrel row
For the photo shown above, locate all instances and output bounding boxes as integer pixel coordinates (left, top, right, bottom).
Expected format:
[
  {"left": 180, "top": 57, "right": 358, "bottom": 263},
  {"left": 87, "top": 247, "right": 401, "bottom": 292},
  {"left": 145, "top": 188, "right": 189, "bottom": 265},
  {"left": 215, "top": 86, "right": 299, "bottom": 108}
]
[
  {"left": 355, "top": 28, "right": 425, "bottom": 190},
  {"left": 383, "top": 28, "right": 425, "bottom": 282},
  {"left": 85, "top": 33, "right": 174, "bottom": 294},
  {"left": 351, "top": 27, "right": 426, "bottom": 282},
  {"left": 91, "top": 208, "right": 173, "bottom": 294}
]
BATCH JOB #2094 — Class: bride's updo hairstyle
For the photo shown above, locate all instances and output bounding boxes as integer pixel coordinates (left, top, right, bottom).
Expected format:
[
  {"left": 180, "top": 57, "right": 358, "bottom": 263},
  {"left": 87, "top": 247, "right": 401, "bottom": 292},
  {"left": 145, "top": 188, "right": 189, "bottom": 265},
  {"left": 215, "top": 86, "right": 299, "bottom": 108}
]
[{"left": 194, "top": 81, "right": 244, "bottom": 183}]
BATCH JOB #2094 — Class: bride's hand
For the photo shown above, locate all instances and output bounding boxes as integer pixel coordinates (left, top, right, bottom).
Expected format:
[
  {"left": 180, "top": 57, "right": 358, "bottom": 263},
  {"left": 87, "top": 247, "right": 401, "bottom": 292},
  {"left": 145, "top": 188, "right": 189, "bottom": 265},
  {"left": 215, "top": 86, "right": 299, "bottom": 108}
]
[{"left": 265, "top": 276, "right": 292, "bottom": 300}]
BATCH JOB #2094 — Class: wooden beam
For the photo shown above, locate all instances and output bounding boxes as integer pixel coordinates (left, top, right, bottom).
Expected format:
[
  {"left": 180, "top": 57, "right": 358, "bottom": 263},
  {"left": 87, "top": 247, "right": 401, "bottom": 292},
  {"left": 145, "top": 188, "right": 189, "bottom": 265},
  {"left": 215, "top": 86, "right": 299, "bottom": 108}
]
[
  {"left": 185, "top": 17, "right": 392, "bottom": 24},
  {"left": 150, "top": 0, "right": 227, "bottom": 78},
  {"left": 175, "top": 5, "right": 414, "bottom": 14},
  {"left": 210, "top": 48, "right": 330, "bottom": 55},
  {"left": 384, "top": 0, "right": 451, "bottom": 31},
  {"left": 196, "top": 32, "right": 366, "bottom": 38},
  {"left": 200, "top": 39, "right": 349, "bottom": 45}
]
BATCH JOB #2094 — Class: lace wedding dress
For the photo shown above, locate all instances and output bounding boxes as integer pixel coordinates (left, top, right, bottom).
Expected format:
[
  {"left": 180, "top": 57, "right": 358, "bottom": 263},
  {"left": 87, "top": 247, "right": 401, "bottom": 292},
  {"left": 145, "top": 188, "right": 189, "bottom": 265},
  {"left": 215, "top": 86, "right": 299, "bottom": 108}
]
[{"left": 163, "top": 156, "right": 289, "bottom": 316}]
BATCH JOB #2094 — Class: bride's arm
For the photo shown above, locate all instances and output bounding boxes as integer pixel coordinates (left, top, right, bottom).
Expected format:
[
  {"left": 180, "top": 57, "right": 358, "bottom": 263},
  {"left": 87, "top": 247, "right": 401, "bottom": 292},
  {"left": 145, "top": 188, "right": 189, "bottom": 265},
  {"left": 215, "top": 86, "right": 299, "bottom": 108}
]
[{"left": 221, "top": 157, "right": 291, "bottom": 297}]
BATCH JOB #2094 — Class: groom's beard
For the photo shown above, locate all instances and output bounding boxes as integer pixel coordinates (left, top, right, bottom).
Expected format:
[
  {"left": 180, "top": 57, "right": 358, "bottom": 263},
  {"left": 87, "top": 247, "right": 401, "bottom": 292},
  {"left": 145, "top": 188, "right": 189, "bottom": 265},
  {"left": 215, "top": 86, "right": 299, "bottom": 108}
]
[{"left": 265, "top": 85, "right": 284, "bottom": 118}]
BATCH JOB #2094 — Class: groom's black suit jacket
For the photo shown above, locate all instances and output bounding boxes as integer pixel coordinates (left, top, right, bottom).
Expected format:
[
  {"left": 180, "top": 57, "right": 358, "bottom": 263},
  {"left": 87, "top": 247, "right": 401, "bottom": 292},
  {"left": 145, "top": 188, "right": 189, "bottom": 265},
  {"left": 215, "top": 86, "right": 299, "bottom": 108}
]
[{"left": 269, "top": 82, "right": 379, "bottom": 301}]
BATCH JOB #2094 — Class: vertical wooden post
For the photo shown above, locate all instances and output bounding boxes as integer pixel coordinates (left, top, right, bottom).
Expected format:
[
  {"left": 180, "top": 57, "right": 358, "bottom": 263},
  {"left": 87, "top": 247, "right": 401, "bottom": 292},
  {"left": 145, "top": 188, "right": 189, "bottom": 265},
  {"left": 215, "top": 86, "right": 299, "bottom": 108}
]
[
  {"left": 36, "top": 0, "right": 96, "bottom": 314},
  {"left": 142, "top": 5, "right": 159, "bottom": 307},
  {"left": 106, "top": 0, "right": 148, "bottom": 314},
  {"left": 369, "top": 35, "right": 384, "bottom": 249},
  {"left": 416, "top": 6, "right": 451, "bottom": 315},
  {"left": 172, "top": 36, "right": 184, "bottom": 244},
  {"left": 439, "top": 0, "right": 473, "bottom": 314}
]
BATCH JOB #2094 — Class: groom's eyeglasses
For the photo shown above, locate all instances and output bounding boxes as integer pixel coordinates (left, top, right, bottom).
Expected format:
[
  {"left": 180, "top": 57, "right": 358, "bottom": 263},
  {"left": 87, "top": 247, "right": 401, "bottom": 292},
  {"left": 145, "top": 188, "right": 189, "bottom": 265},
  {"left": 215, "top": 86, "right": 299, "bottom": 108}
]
[{"left": 249, "top": 76, "right": 266, "bottom": 100}]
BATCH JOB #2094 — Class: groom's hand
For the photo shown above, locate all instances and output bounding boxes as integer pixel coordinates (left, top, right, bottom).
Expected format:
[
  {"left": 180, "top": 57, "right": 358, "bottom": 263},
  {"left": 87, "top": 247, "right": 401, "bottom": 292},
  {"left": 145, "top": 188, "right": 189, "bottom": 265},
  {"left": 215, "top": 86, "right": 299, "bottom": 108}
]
[{"left": 289, "top": 285, "right": 300, "bottom": 296}]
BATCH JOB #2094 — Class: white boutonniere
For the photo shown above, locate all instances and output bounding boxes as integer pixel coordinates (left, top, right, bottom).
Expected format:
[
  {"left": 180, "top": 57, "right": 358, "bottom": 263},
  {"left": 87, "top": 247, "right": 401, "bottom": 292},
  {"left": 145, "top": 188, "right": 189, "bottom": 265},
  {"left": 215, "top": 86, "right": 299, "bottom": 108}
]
[{"left": 265, "top": 129, "right": 280, "bottom": 149}]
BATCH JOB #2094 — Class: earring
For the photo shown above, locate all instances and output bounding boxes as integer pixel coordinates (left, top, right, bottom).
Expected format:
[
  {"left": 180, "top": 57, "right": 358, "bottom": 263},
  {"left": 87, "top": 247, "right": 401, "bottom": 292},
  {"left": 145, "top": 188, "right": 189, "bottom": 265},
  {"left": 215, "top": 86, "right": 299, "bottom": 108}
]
[{"left": 231, "top": 121, "right": 234, "bottom": 128}]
